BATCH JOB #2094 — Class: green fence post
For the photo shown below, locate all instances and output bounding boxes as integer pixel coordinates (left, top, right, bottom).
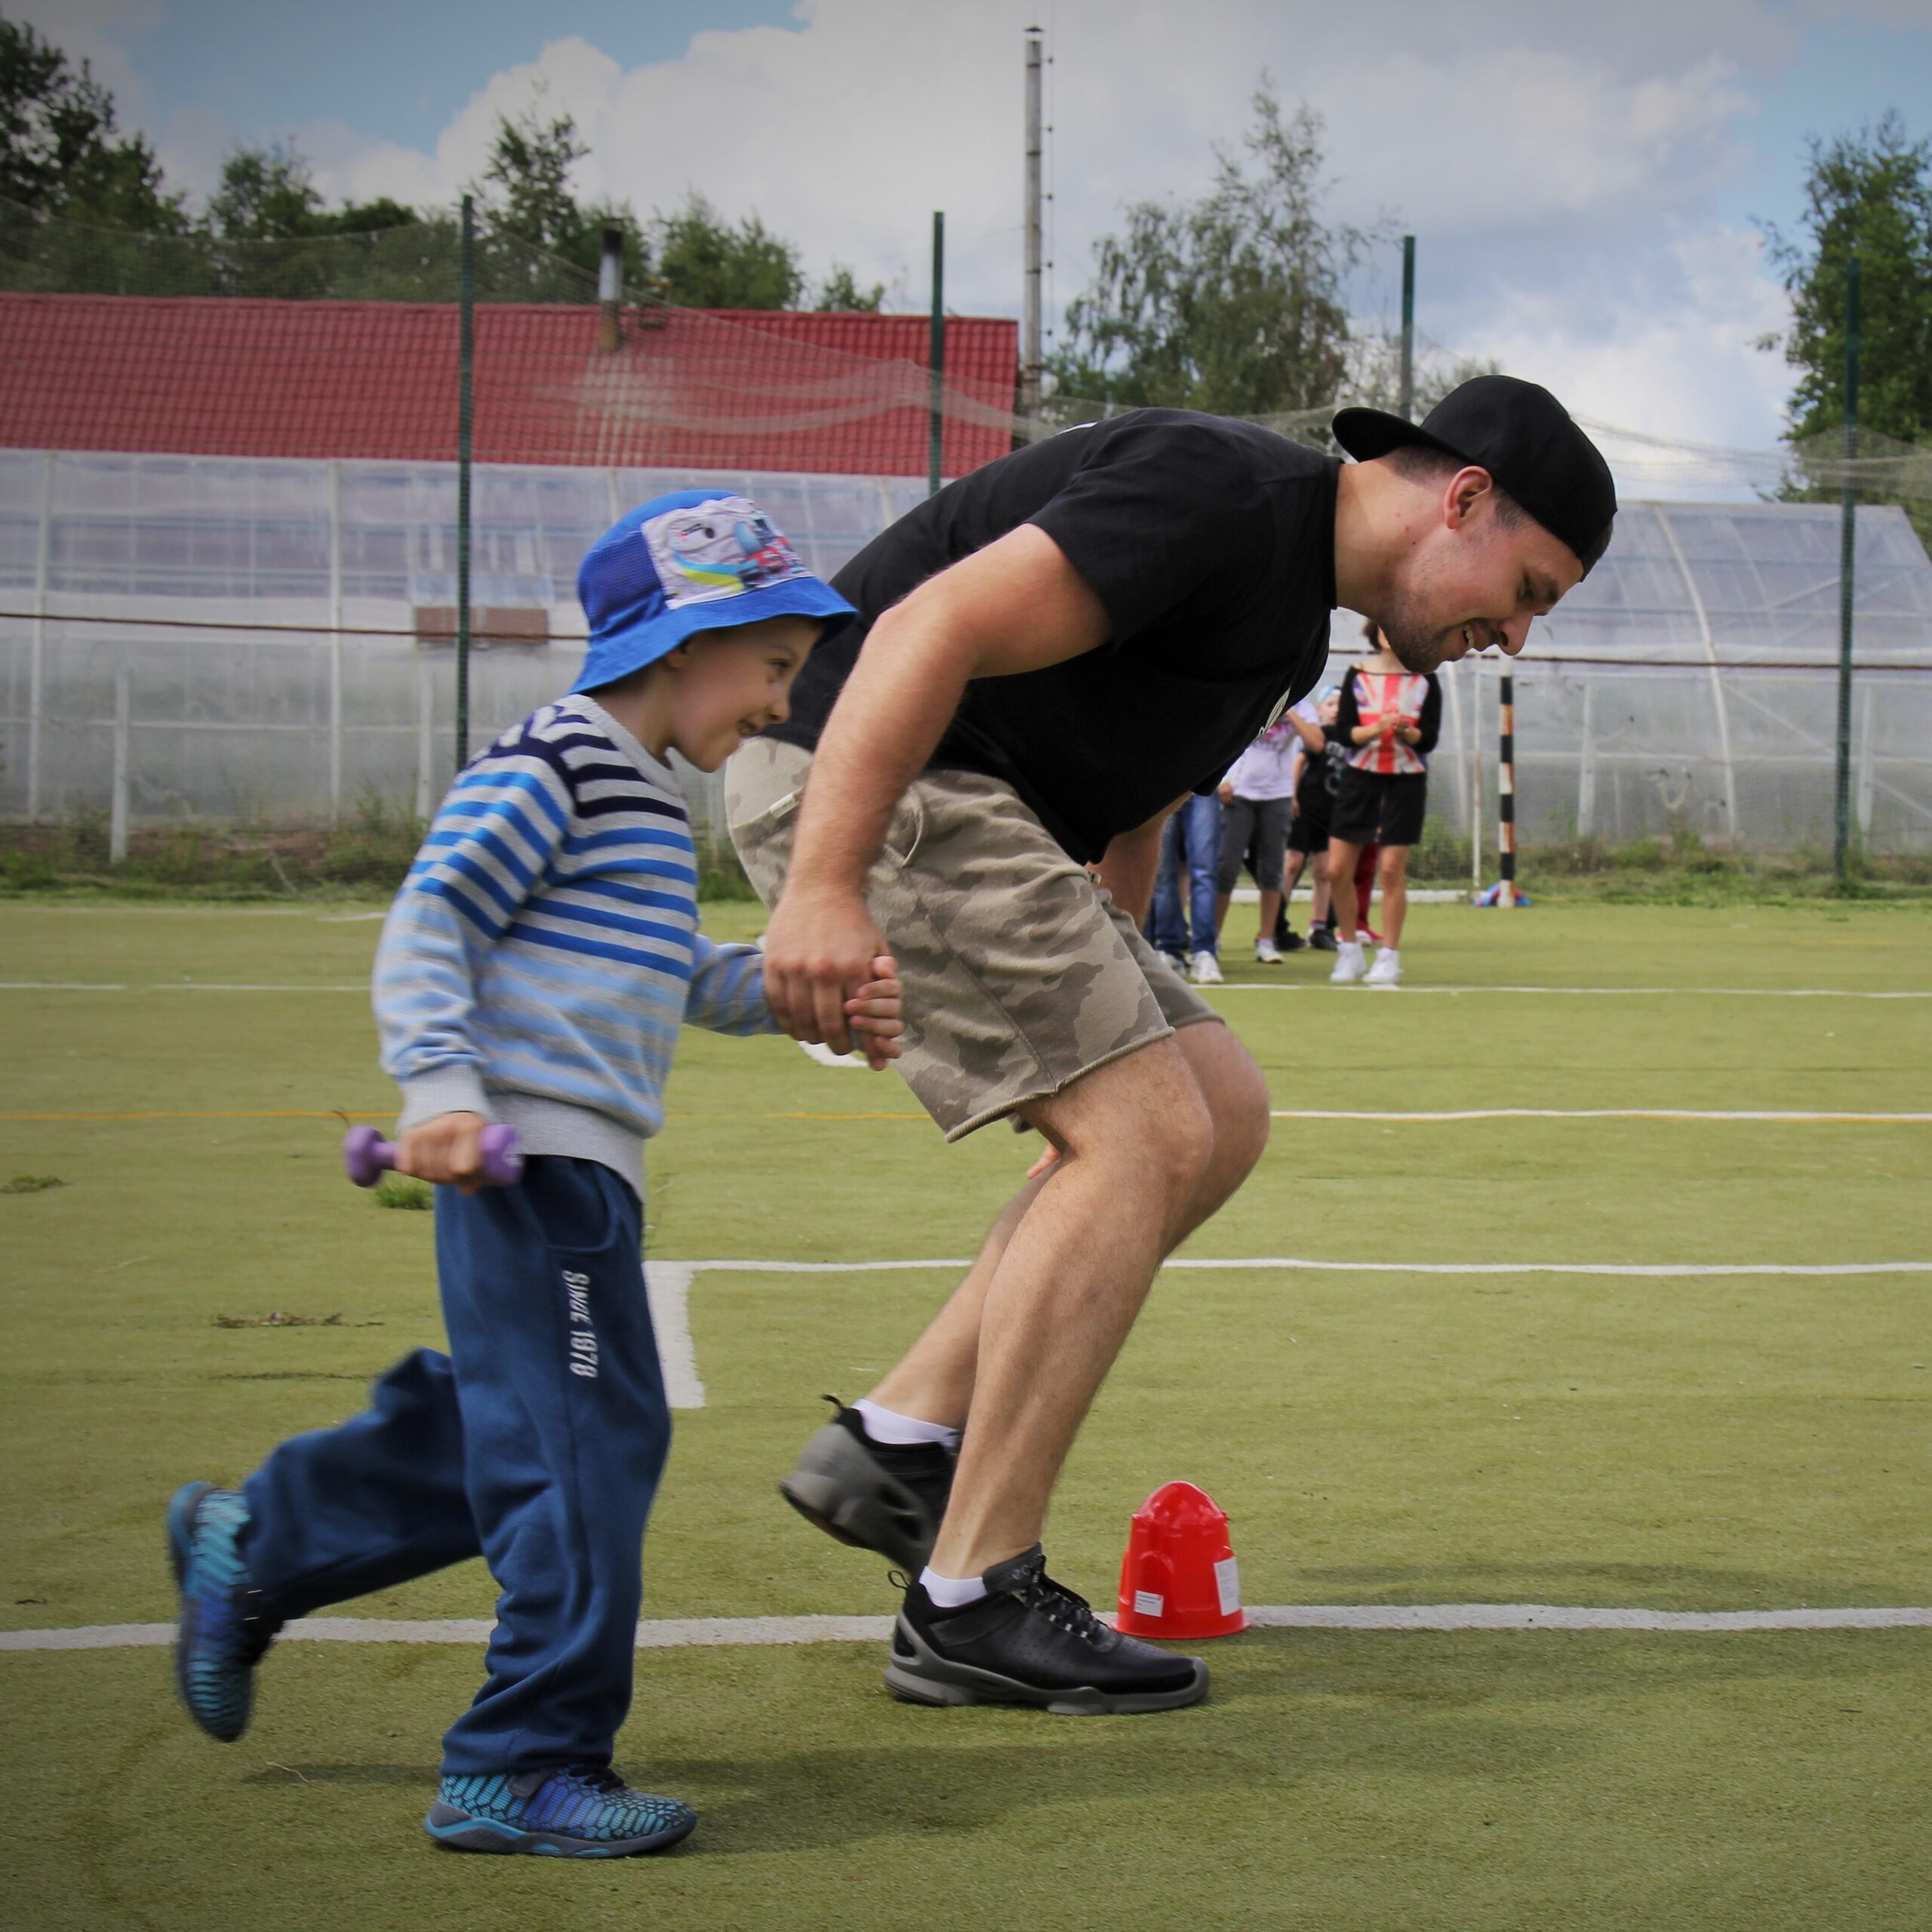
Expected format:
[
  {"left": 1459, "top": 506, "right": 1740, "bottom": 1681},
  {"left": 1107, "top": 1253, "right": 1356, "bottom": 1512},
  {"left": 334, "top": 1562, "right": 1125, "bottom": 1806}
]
[
  {"left": 1833, "top": 256, "right": 1861, "bottom": 883},
  {"left": 455, "top": 192, "right": 475, "bottom": 775},
  {"left": 1398, "top": 235, "right": 1416, "bottom": 423},
  {"left": 928, "top": 211, "right": 946, "bottom": 497}
]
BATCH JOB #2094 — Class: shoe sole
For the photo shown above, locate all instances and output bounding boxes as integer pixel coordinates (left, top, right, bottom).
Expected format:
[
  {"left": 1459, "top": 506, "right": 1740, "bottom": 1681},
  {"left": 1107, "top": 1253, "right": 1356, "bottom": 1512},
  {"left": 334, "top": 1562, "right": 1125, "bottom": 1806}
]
[
  {"left": 779, "top": 1423, "right": 943, "bottom": 1571},
  {"left": 425, "top": 1804, "right": 695, "bottom": 1858},
  {"left": 882, "top": 1616, "right": 1208, "bottom": 1716}
]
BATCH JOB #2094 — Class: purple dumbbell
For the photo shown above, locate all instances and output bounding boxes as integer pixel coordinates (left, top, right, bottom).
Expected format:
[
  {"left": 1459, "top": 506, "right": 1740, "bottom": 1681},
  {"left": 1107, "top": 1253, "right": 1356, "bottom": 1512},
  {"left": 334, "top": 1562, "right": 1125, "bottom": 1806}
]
[{"left": 343, "top": 1123, "right": 525, "bottom": 1189}]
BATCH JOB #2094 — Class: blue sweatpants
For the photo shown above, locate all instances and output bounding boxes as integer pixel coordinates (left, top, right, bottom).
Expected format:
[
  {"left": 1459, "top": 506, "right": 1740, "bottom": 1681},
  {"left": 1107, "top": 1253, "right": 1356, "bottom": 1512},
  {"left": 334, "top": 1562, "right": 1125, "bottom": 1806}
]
[{"left": 239, "top": 1156, "right": 669, "bottom": 1776}]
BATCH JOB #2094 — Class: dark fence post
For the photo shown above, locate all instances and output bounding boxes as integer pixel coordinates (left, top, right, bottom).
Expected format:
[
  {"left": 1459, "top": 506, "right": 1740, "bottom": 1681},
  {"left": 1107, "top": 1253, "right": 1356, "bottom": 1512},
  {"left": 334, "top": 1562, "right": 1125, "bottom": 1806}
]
[
  {"left": 928, "top": 211, "right": 946, "bottom": 497},
  {"left": 1833, "top": 256, "right": 1862, "bottom": 882},
  {"left": 455, "top": 192, "right": 475, "bottom": 776}
]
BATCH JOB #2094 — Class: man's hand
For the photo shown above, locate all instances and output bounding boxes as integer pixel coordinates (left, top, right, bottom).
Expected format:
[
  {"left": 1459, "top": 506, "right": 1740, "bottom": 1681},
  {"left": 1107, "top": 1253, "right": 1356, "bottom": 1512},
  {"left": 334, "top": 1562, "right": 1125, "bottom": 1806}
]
[
  {"left": 1217, "top": 780, "right": 1235, "bottom": 803},
  {"left": 843, "top": 955, "right": 906, "bottom": 1072},
  {"left": 761, "top": 883, "right": 887, "bottom": 1054},
  {"left": 395, "top": 1110, "right": 488, "bottom": 1192}
]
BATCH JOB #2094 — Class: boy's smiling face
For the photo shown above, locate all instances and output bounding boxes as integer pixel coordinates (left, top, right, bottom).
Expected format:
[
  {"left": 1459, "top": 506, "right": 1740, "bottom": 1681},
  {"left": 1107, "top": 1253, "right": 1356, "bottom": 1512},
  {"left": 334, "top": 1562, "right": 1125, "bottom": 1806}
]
[{"left": 657, "top": 615, "right": 823, "bottom": 771}]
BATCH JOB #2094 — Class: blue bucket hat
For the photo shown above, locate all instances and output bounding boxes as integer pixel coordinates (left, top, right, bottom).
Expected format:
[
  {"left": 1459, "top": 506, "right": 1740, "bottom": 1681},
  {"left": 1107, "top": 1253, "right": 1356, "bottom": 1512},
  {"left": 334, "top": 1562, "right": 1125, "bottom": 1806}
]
[{"left": 573, "top": 489, "right": 855, "bottom": 694}]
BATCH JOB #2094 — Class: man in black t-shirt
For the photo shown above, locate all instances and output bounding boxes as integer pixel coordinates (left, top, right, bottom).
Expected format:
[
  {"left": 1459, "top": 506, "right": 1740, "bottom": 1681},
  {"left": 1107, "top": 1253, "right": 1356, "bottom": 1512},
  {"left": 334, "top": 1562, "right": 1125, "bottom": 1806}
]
[{"left": 725, "top": 377, "right": 1614, "bottom": 1716}]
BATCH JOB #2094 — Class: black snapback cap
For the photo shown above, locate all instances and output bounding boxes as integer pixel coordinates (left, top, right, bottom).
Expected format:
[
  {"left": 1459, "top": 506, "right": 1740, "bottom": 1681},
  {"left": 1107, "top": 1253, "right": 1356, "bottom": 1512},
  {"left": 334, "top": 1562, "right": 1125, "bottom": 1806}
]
[{"left": 1332, "top": 374, "right": 1617, "bottom": 574}]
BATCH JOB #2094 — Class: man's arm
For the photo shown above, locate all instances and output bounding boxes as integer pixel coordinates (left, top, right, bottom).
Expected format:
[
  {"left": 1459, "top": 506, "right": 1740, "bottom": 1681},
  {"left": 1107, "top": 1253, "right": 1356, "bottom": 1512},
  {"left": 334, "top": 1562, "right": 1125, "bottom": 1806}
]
[
  {"left": 763, "top": 523, "right": 1110, "bottom": 1051},
  {"left": 1093, "top": 799, "right": 1185, "bottom": 928}
]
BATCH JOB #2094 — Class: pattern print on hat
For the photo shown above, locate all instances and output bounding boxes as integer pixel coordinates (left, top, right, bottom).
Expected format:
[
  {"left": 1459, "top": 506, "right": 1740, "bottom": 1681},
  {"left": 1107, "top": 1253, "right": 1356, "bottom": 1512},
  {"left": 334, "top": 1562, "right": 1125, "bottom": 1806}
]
[{"left": 644, "top": 496, "right": 808, "bottom": 608}]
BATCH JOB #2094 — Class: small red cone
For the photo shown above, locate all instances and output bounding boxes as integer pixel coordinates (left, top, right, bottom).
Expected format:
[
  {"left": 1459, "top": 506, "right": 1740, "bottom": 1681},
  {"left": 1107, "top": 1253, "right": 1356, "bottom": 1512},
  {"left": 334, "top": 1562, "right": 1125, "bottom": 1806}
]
[{"left": 1115, "top": 1480, "right": 1247, "bottom": 1639}]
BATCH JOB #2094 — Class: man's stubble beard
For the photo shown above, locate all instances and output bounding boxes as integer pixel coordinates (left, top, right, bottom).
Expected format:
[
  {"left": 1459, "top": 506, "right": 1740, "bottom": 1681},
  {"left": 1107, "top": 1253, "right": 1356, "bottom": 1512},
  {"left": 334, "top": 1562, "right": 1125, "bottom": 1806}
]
[{"left": 1372, "top": 586, "right": 1455, "bottom": 675}]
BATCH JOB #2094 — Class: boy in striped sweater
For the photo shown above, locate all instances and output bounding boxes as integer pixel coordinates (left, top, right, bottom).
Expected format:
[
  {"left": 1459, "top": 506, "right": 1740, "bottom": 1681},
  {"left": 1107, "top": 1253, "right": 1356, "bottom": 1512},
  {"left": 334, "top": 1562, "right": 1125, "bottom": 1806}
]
[{"left": 165, "top": 493, "right": 903, "bottom": 1858}]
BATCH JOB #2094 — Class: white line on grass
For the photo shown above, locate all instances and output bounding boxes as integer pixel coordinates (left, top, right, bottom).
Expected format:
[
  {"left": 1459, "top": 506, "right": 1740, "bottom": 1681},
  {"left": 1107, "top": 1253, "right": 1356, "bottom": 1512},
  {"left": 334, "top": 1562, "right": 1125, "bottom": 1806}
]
[
  {"left": 1217, "top": 983, "right": 1932, "bottom": 998},
  {"left": 675, "top": 1257, "right": 1932, "bottom": 1279},
  {"left": 646, "top": 1262, "right": 706, "bottom": 1410},
  {"left": 8, "top": 1604, "right": 1931, "bottom": 1653},
  {"left": 1266, "top": 1109, "right": 1932, "bottom": 1124},
  {"left": 645, "top": 1254, "right": 1930, "bottom": 1407},
  {"left": 2, "top": 980, "right": 1928, "bottom": 998}
]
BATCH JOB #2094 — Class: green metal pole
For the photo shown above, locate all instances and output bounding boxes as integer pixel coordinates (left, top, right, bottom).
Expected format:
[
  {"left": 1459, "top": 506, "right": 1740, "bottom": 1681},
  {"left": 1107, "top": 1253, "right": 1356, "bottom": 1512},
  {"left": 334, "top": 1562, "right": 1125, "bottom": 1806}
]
[
  {"left": 927, "top": 211, "right": 946, "bottom": 497},
  {"left": 1398, "top": 234, "right": 1416, "bottom": 423},
  {"left": 1832, "top": 256, "right": 1861, "bottom": 882},
  {"left": 455, "top": 192, "right": 475, "bottom": 775}
]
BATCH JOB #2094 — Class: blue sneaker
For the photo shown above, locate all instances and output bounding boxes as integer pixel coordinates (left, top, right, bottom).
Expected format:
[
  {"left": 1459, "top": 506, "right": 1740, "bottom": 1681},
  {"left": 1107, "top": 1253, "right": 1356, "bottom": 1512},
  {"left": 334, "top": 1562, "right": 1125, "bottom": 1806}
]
[
  {"left": 168, "top": 1481, "right": 281, "bottom": 1743},
  {"left": 426, "top": 1766, "right": 697, "bottom": 1857}
]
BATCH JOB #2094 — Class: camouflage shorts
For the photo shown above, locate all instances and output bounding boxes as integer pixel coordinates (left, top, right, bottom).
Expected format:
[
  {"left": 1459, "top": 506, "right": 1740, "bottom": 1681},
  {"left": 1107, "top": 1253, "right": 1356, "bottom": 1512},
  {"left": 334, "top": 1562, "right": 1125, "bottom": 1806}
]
[{"left": 724, "top": 738, "right": 1221, "bottom": 1141}]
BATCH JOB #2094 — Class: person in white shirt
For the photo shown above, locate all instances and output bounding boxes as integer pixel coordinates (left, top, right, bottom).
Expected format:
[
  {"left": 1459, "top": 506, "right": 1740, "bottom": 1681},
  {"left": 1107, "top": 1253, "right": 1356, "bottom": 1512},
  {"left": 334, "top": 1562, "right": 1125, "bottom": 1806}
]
[{"left": 1214, "top": 718, "right": 1300, "bottom": 963}]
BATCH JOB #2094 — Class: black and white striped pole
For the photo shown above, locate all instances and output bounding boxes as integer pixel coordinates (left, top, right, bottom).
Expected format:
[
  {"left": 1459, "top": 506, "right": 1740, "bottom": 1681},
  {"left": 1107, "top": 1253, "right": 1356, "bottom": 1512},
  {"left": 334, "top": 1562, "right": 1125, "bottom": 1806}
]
[{"left": 1497, "top": 670, "right": 1518, "bottom": 907}]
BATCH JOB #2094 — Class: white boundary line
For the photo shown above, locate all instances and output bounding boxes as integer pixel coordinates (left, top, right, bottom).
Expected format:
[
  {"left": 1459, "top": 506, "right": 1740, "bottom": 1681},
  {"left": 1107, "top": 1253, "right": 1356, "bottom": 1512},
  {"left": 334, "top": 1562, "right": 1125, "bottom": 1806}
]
[
  {"left": 1267, "top": 1108, "right": 1932, "bottom": 1123},
  {"left": 672, "top": 1257, "right": 1932, "bottom": 1279},
  {"left": 648, "top": 1254, "right": 1932, "bottom": 1409},
  {"left": 8, "top": 1604, "right": 1931, "bottom": 1653},
  {"left": 2, "top": 980, "right": 1928, "bottom": 999},
  {"left": 645, "top": 1263, "right": 706, "bottom": 1411},
  {"left": 1217, "top": 983, "right": 1932, "bottom": 998}
]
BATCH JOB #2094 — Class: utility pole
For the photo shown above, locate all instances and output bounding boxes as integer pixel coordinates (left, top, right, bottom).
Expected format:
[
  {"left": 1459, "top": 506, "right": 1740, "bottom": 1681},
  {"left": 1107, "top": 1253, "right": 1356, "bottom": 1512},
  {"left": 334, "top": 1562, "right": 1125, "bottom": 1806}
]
[
  {"left": 1398, "top": 235, "right": 1417, "bottom": 423},
  {"left": 1021, "top": 28, "right": 1044, "bottom": 419},
  {"left": 928, "top": 211, "right": 946, "bottom": 497},
  {"left": 1832, "top": 256, "right": 1862, "bottom": 884},
  {"left": 455, "top": 192, "right": 475, "bottom": 776}
]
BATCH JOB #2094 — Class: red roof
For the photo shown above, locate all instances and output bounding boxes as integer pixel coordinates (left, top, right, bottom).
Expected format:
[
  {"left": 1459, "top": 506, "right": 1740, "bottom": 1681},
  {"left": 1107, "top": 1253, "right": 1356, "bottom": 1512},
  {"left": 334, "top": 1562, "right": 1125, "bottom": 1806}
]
[{"left": 0, "top": 295, "right": 1019, "bottom": 476}]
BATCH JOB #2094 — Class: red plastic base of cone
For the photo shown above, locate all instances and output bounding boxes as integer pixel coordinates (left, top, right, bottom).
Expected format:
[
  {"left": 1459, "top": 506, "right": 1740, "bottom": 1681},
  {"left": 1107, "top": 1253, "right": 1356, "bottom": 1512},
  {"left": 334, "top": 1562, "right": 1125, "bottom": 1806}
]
[{"left": 1115, "top": 1480, "right": 1248, "bottom": 1640}]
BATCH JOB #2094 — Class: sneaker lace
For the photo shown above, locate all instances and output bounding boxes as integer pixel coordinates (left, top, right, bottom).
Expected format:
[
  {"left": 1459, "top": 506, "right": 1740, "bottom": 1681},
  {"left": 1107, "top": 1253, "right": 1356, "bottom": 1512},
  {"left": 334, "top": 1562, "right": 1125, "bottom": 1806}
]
[{"left": 1019, "top": 1568, "right": 1108, "bottom": 1645}]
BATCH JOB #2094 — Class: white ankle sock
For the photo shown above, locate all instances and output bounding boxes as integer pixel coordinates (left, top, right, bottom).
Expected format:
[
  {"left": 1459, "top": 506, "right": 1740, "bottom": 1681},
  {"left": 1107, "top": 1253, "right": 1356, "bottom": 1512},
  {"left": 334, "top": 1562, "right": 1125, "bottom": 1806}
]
[
  {"left": 853, "top": 1399, "right": 961, "bottom": 1452},
  {"left": 918, "top": 1565, "right": 989, "bottom": 1609}
]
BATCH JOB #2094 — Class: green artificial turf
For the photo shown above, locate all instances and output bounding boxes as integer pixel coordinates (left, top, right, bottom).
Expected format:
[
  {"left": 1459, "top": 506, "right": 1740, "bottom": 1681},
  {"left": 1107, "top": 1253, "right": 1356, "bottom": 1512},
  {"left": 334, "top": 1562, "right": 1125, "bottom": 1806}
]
[{"left": 2, "top": 899, "right": 1929, "bottom": 1929}]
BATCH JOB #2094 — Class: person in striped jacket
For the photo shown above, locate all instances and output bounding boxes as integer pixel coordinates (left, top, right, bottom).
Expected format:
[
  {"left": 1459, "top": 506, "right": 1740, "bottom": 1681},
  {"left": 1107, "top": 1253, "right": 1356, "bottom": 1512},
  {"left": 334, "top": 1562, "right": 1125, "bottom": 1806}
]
[
  {"left": 1327, "top": 621, "right": 1442, "bottom": 986},
  {"left": 165, "top": 493, "right": 903, "bottom": 1859}
]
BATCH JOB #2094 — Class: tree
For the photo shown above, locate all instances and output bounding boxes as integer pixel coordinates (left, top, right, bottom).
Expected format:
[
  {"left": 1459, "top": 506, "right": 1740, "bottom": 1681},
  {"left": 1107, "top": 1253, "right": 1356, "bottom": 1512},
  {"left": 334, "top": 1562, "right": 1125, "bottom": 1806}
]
[
  {"left": 205, "top": 141, "right": 418, "bottom": 242},
  {"left": 0, "top": 14, "right": 183, "bottom": 229},
  {"left": 1763, "top": 112, "right": 1932, "bottom": 455},
  {"left": 475, "top": 106, "right": 644, "bottom": 294},
  {"left": 1048, "top": 88, "right": 1376, "bottom": 417},
  {"left": 652, "top": 192, "right": 804, "bottom": 309},
  {"left": 815, "top": 263, "right": 884, "bottom": 312}
]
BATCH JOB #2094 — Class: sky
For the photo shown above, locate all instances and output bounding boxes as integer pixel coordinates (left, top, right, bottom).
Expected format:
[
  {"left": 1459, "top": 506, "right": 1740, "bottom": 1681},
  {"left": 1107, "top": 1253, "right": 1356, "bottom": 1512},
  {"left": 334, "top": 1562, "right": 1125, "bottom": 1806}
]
[{"left": 27, "top": 0, "right": 1932, "bottom": 454}]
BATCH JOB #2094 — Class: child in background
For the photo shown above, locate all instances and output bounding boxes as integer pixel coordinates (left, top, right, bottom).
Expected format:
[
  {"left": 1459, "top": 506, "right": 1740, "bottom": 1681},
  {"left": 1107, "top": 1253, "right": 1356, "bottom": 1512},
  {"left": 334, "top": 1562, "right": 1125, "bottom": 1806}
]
[
  {"left": 1327, "top": 623, "right": 1441, "bottom": 986},
  {"left": 1279, "top": 687, "right": 1344, "bottom": 950},
  {"left": 1215, "top": 716, "right": 1299, "bottom": 963},
  {"left": 166, "top": 493, "right": 903, "bottom": 1858}
]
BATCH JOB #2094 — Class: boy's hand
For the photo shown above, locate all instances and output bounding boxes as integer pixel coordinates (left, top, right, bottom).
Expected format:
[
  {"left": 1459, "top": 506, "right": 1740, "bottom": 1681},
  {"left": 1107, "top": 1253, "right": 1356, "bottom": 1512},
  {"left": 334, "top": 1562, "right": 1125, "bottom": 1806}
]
[
  {"left": 764, "top": 883, "right": 888, "bottom": 1054},
  {"left": 842, "top": 953, "right": 906, "bottom": 1072},
  {"left": 395, "top": 1110, "right": 488, "bottom": 1192}
]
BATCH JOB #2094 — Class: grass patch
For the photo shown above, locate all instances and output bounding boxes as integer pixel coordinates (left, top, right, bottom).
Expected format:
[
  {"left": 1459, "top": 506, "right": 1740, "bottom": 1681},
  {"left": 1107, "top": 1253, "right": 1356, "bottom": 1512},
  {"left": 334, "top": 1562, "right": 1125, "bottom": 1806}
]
[
  {"left": 2, "top": 897, "right": 1927, "bottom": 1930},
  {"left": 0, "top": 800, "right": 760, "bottom": 906},
  {"left": 372, "top": 1174, "right": 432, "bottom": 1211},
  {"left": 2, "top": 1174, "right": 65, "bottom": 1194}
]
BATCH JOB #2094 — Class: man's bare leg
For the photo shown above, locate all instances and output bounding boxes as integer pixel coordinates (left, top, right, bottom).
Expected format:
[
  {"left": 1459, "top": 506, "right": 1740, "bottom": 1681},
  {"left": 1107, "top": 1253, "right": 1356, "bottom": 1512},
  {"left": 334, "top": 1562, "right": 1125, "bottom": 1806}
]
[
  {"left": 923, "top": 1022, "right": 1269, "bottom": 1577},
  {"left": 867, "top": 1022, "right": 1264, "bottom": 1439}
]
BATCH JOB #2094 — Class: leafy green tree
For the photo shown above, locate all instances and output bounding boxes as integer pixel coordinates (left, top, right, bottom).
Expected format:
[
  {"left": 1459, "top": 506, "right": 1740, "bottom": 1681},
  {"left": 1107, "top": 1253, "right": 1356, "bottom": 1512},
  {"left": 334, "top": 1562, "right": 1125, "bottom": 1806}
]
[
  {"left": 1048, "top": 88, "right": 1374, "bottom": 418},
  {"left": 1764, "top": 112, "right": 1932, "bottom": 454},
  {"left": 653, "top": 192, "right": 804, "bottom": 309},
  {"left": 815, "top": 263, "right": 884, "bottom": 312},
  {"left": 475, "top": 106, "right": 644, "bottom": 297},
  {"left": 0, "top": 14, "right": 183, "bottom": 229}
]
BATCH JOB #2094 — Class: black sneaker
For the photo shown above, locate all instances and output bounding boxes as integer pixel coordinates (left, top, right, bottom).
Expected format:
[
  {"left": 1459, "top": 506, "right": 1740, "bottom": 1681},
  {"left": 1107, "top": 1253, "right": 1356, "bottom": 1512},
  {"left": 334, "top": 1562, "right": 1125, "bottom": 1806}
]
[
  {"left": 884, "top": 1546, "right": 1208, "bottom": 1715},
  {"left": 779, "top": 1397, "right": 955, "bottom": 1570},
  {"left": 1307, "top": 924, "right": 1338, "bottom": 953},
  {"left": 1274, "top": 922, "right": 1307, "bottom": 952}
]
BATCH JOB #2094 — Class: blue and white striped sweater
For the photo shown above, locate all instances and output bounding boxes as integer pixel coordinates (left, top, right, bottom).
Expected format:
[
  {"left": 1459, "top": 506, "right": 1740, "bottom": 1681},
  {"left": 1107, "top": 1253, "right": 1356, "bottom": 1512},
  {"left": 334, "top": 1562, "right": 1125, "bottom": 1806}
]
[{"left": 375, "top": 694, "right": 775, "bottom": 1195}]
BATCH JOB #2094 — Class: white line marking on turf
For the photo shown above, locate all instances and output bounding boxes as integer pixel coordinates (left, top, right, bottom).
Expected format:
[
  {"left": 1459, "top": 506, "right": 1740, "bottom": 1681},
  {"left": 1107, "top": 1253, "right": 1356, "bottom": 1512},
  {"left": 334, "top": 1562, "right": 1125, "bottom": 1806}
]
[
  {"left": 1217, "top": 983, "right": 1932, "bottom": 998},
  {"left": 3, "top": 980, "right": 1926, "bottom": 999},
  {"left": 1267, "top": 1109, "right": 1932, "bottom": 1124},
  {"left": 677, "top": 1257, "right": 1932, "bottom": 1279},
  {"left": 8, "top": 1605, "right": 1932, "bottom": 1652},
  {"left": 646, "top": 1262, "right": 706, "bottom": 1410}
]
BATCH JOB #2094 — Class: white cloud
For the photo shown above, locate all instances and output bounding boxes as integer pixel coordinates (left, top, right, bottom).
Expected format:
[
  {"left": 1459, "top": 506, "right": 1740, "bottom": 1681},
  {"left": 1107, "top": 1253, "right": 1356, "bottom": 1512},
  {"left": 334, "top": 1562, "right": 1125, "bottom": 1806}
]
[{"left": 51, "top": 0, "right": 1862, "bottom": 449}]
